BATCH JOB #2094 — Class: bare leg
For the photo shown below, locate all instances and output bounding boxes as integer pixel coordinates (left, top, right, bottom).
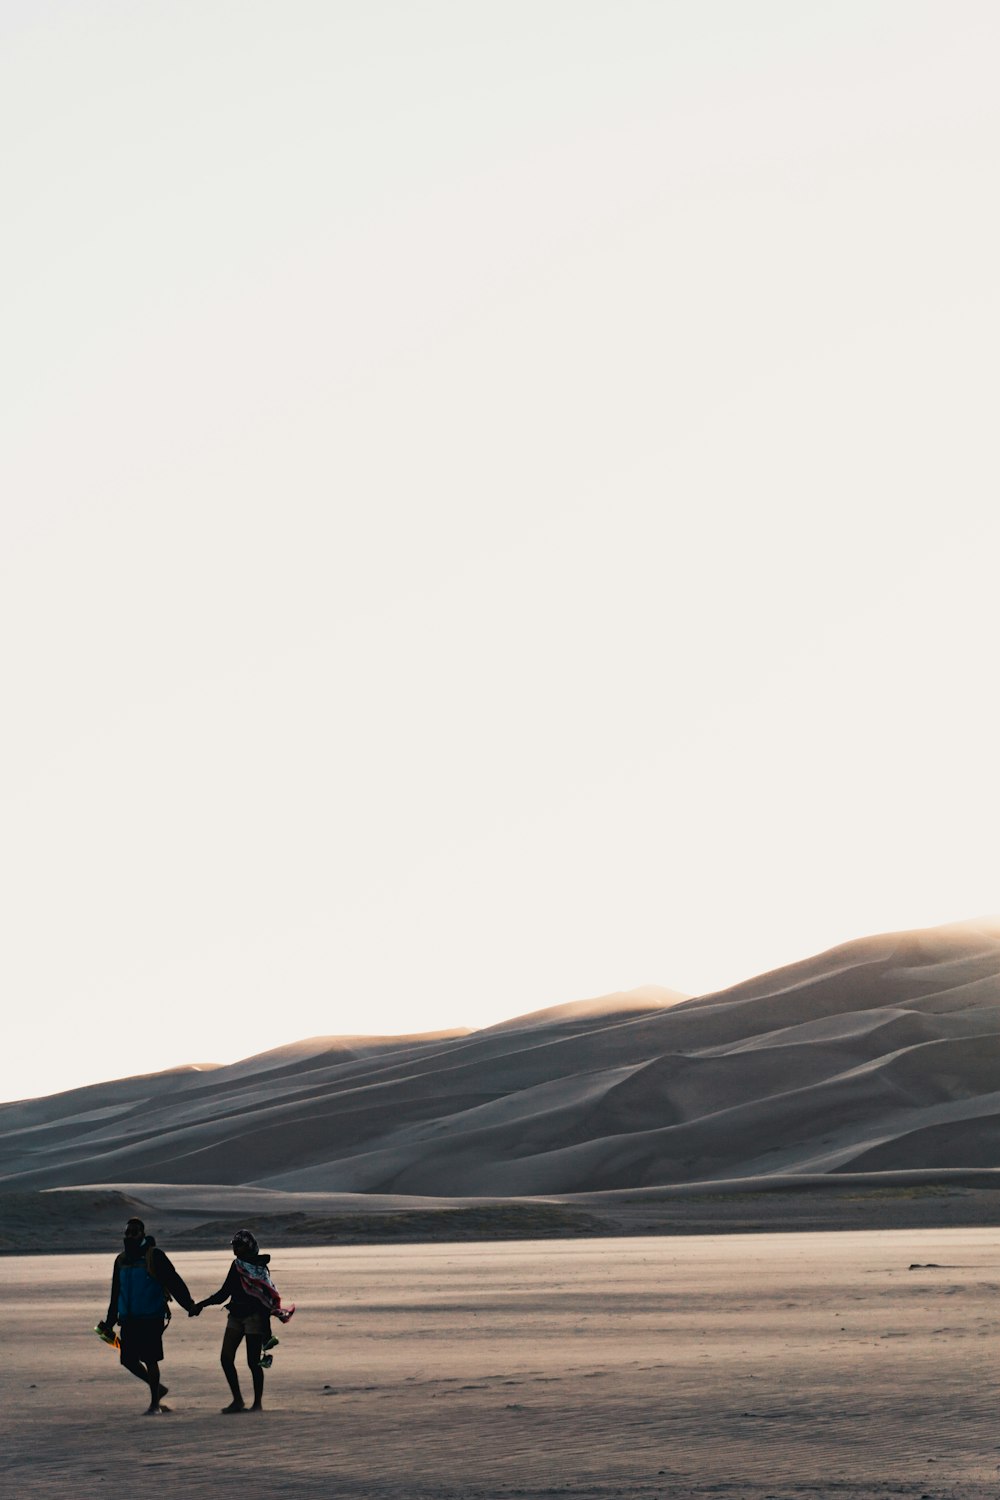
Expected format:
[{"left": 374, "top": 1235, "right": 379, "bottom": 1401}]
[
  {"left": 145, "top": 1360, "right": 163, "bottom": 1412},
  {"left": 121, "top": 1352, "right": 166, "bottom": 1412},
  {"left": 245, "top": 1335, "right": 264, "bottom": 1409},
  {"left": 120, "top": 1352, "right": 150, "bottom": 1387},
  {"left": 220, "top": 1323, "right": 246, "bottom": 1412}
]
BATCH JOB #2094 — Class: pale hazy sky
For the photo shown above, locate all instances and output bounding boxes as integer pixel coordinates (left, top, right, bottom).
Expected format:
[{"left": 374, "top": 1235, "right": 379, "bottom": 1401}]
[{"left": 3, "top": 1, "right": 999, "bottom": 1104}]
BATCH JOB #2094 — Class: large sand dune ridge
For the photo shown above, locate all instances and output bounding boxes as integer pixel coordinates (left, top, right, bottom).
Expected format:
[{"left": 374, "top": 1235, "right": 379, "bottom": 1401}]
[{"left": 5, "top": 920, "right": 1000, "bottom": 1202}]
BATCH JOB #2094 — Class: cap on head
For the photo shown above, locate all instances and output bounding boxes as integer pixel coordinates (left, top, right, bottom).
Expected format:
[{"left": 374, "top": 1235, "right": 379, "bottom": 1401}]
[
  {"left": 124, "top": 1217, "right": 145, "bottom": 1238},
  {"left": 232, "top": 1228, "right": 258, "bottom": 1255}
]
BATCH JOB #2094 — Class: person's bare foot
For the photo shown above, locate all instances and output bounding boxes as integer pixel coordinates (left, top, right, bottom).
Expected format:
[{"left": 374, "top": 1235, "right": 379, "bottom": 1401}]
[
  {"left": 250, "top": 1401, "right": 264, "bottom": 1412},
  {"left": 144, "top": 1404, "right": 169, "bottom": 1415},
  {"left": 221, "top": 1399, "right": 246, "bottom": 1414}
]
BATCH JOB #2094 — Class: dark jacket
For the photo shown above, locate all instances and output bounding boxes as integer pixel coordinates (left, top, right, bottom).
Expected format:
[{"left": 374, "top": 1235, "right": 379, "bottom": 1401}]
[
  {"left": 106, "top": 1235, "right": 196, "bottom": 1325},
  {"left": 200, "top": 1253, "right": 272, "bottom": 1320}
]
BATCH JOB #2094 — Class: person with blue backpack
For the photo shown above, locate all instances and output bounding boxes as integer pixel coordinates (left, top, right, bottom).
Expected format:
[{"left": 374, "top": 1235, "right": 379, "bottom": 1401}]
[{"left": 97, "top": 1216, "right": 199, "bottom": 1414}]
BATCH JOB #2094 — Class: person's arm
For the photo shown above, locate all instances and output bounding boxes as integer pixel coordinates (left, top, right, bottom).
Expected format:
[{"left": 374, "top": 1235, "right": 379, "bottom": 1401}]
[
  {"left": 103, "top": 1258, "right": 121, "bottom": 1327},
  {"left": 195, "top": 1262, "right": 238, "bottom": 1308},
  {"left": 152, "top": 1248, "right": 197, "bottom": 1314}
]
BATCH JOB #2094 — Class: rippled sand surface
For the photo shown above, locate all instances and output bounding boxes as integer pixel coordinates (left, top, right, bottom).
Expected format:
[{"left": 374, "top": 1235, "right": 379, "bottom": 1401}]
[
  {"left": 5, "top": 1230, "right": 1000, "bottom": 1499},
  {"left": 9, "top": 924, "right": 1000, "bottom": 1201}
]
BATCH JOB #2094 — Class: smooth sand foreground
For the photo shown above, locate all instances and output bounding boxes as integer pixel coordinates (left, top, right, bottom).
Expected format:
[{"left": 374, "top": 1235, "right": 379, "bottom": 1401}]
[{"left": 4, "top": 1230, "right": 1000, "bottom": 1500}]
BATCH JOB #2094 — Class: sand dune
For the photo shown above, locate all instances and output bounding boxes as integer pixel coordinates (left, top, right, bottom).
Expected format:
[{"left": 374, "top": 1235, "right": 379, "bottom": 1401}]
[{"left": 4, "top": 922, "right": 1000, "bottom": 1206}]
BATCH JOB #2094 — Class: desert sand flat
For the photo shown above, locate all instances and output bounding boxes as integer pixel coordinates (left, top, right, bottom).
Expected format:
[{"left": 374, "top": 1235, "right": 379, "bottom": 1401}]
[{"left": 5, "top": 1230, "right": 1000, "bottom": 1500}]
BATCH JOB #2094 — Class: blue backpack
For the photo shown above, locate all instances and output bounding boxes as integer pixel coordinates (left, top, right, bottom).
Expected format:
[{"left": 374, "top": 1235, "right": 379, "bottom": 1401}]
[{"left": 118, "top": 1243, "right": 169, "bottom": 1321}]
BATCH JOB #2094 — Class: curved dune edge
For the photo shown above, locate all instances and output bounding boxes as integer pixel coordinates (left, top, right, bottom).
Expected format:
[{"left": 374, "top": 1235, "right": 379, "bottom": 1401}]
[{"left": 4, "top": 921, "right": 1000, "bottom": 1222}]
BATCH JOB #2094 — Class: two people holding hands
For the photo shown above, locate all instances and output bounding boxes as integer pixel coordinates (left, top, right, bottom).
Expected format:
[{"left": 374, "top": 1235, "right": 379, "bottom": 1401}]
[{"left": 99, "top": 1218, "right": 294, "bottom": 1414}]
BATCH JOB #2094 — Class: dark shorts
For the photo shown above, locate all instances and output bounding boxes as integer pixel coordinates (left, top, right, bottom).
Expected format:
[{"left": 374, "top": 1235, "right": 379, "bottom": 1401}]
[
  {"left": 226, "top": 1310, "right": 268, "bottom": 1339},
  {"left": 119, "top": 1317, "right": 164, "bottom": 1365}
]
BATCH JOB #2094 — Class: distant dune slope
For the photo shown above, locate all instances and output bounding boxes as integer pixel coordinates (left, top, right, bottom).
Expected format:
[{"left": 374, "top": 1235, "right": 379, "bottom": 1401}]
[{"left": 4, "top": 926, "right": 1000, "bottom": 1196}]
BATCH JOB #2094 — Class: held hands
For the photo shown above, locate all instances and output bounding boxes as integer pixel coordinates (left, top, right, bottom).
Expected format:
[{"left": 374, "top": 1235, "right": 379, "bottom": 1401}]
[{"left": 188, "top": 1302, "right": 203, "bottom": 1317}]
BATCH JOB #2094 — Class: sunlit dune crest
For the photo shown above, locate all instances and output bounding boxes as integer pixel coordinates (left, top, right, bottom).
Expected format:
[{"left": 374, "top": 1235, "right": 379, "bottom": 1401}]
[
  {"left": 6, "top": 920, "right": 1000, "bottom": 1200},
  {"left": 475, "top": 984, "right": 686, "bottom": 1034}
]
